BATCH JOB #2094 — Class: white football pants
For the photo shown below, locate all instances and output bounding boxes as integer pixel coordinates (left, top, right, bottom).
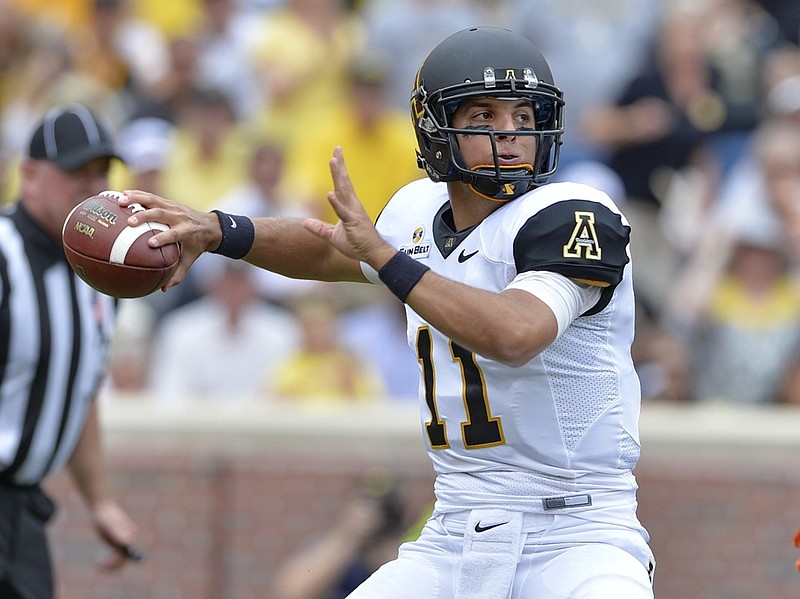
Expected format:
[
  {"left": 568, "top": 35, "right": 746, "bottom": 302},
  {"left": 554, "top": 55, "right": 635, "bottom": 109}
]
[{"left": 346, "top": 508, "right": 655, "bottom": 599}]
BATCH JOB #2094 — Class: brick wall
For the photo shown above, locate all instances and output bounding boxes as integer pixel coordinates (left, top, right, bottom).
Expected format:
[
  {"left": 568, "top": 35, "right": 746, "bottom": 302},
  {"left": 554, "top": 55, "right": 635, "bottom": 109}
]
[
  {"left": 637, "top": 404, "right": 800, "bottom": 599},
  {"left": 44, "top": 399, "right": 800, "bottom": 599}
]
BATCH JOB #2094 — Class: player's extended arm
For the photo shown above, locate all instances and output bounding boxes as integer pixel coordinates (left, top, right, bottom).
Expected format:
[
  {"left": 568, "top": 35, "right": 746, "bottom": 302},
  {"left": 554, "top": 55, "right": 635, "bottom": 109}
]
[{"left": 120, "top": 191, "right": 367, "bottom": 290}]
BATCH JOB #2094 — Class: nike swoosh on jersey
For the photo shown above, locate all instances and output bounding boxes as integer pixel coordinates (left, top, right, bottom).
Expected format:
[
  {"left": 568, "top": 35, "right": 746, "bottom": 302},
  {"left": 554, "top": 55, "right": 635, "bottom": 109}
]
[
  {"left": 458, "top": 249, "right": 479, "bottom": 262},
  {"left": 474, "top": 521, "right": 507, "bottom": 533}
]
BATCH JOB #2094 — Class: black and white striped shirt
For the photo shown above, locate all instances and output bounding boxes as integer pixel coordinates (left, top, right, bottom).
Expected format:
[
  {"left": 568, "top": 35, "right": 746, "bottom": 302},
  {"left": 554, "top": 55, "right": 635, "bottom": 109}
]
[{"left": 0, "top": 203, "right": 116, "bottom": 486}]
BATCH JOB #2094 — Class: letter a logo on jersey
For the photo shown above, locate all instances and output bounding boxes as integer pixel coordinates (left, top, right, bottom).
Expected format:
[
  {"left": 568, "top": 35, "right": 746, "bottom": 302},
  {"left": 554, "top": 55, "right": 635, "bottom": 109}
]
[{"left": 563, "top": 211, "right": 602, "bottom": 260}]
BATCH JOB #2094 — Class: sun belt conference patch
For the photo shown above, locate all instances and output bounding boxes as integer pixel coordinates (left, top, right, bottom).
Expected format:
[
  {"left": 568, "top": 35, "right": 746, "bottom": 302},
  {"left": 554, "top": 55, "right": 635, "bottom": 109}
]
[{"left": 400, "top": 225, "right": 432, "bottom": 259}]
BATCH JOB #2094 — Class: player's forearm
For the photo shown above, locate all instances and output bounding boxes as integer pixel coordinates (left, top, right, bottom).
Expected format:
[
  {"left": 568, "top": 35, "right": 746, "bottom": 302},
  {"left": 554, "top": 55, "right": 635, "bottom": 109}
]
[
  {"left": 245, "top": 217, "right": 365, "bottom": 282},
  {"left": 405, "top": 273, "right": 558, "bottom": 367}
]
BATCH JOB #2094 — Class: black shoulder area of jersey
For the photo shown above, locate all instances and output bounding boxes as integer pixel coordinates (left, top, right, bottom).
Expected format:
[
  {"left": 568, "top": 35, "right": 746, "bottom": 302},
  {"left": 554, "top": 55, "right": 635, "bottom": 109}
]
[{"left": 513, "top": 199, "right": 631, "bottom": 286}]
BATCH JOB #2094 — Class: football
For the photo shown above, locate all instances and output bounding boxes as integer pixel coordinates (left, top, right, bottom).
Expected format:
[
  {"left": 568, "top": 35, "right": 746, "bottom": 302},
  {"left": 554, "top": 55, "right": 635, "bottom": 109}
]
[{"left": 62, "top": 191, "right": 180, "bottom": 298}]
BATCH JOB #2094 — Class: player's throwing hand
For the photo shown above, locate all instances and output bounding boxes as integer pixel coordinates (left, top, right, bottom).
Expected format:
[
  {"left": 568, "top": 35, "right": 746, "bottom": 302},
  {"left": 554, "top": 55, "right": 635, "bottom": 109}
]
[{"left": 121, "top": 190, "right": 223, "bottom": 290}]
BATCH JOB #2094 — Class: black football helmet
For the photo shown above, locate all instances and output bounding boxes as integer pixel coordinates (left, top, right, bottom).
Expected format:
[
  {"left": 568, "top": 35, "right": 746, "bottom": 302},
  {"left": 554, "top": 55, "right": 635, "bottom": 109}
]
[{"left": 411, "top": 26, "right": 565, "bottom": 201}]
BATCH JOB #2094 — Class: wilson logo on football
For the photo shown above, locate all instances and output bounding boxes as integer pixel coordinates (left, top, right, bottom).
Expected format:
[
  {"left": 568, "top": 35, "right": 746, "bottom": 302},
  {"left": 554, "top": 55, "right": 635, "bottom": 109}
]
[{"left": 82, "top": 198, "right": 119, "bottom": 227}]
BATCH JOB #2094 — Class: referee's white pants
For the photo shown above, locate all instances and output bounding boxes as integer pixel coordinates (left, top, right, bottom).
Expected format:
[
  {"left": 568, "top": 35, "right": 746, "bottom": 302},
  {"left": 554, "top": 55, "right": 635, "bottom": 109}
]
[{"left": 346, "top": 508, "right": 655, "bottom": 599}]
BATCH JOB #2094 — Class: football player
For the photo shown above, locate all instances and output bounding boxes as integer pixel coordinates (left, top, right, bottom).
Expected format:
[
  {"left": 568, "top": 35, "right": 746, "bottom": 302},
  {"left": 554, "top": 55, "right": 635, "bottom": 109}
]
[{"left": 123, "top": 26, "right": 655, "bottom": 599}]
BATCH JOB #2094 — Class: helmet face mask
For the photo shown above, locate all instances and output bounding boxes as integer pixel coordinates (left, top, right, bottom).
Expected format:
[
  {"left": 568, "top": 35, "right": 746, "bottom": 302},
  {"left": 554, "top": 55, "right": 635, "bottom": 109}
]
[{"left": 411, "top": 27, "right": 565, "bottom": 201}]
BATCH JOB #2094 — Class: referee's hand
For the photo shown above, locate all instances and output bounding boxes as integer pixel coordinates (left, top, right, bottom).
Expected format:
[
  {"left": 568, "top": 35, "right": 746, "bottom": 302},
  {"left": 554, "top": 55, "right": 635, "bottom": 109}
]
[{"left": 92, "top": 499, "right": 141, "bottom": 570}]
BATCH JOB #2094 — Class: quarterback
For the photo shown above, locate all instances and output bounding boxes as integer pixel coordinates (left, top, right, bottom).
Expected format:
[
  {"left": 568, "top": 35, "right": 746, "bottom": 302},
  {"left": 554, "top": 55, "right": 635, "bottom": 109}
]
[{"left": 123, "top": 26, "right": 655, "bottom": 599}]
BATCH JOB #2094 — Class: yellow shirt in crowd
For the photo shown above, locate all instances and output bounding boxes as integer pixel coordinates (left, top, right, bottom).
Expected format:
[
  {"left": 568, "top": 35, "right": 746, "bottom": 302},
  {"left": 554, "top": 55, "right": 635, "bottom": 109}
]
[
  {"left": 281, "top": 103, "right": 422, "bottom": 222},
  {"left": 270, "top": 350, "right": 385, "bottom": 404}
]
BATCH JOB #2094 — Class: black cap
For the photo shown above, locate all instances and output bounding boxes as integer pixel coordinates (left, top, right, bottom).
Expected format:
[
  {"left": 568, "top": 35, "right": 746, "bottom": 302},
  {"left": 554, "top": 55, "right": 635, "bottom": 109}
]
[
  {"left": 28, "top": 105, "right": 123, "bottom": 171},
  {"left": 349, "top": 52, "right": 389, "bottom": 87}
]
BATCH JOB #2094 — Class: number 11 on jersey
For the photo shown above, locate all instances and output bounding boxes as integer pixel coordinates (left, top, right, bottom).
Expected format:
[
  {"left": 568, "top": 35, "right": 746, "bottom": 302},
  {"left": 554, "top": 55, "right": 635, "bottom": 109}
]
[{"left": 416, "top": 327, "right": 505, "bottom": 449}]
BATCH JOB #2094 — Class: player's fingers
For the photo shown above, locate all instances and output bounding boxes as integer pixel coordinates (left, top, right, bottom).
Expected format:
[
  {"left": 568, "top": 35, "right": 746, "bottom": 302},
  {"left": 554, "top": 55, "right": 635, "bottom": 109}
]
[
  {"left": 125, "top": 205, "right": 183, "bottom": 229},
  {"left": 329, "top": 147, "right": 358, "bottom": 202},
  {"left": 326, "top": 190, "right": 353, "bottom": 221},
  {"left": 119, "top": 189, "right": 145, "bottom": 202},
  {"left": 161, "top": 259, "right": 191, "bottom": 291},
  {"left": 127, "top": 208, "right": 219, "bottom": 258},
  {"left": 327, "top": 186, "right": 370, "bottom": 228},
  {"left": 122, "top": 190, "right": 199, "bottom": 231},
  {"left": 140, "top": 226, "right": 179, "bottom": 249},
  {"left": 120, "top": 190, "right": 182, "bottom": 234},
  {"left": 120, "top": 189, "right": 168, "bottom": 207}
]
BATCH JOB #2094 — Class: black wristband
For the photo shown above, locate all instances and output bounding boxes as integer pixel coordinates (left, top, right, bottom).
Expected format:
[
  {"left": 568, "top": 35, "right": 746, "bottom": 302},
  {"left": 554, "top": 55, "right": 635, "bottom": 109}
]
[
  {"left": 378, "top": 251, "right": 430, "bottom": 303},
  {"left": 210, "top": 210, "right": 255, "bottom": 259}
]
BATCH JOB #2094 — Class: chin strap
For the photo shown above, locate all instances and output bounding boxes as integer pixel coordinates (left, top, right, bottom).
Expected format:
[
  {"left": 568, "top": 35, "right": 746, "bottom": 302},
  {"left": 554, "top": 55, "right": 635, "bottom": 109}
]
[{"left": 466, "top": 164, "right": 536, "bottom": 202}]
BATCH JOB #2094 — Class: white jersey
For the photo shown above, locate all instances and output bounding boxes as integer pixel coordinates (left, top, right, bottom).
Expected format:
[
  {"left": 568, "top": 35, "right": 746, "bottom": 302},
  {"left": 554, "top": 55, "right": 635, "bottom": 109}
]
[{"left": 373, "top": 178, "right": 642, "bottom": 515}]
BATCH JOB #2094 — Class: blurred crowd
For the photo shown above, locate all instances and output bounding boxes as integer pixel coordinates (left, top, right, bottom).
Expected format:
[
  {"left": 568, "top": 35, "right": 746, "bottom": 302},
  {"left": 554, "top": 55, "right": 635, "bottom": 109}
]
[{"left": 2, "top": 0, "right": 800, "bottom": 406}]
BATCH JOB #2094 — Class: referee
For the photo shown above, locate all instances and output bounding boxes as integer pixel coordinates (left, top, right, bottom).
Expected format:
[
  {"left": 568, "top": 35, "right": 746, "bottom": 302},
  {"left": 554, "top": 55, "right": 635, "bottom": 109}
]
[{"left": 0, "top": 105, "right": 139, "bottom": 599}]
